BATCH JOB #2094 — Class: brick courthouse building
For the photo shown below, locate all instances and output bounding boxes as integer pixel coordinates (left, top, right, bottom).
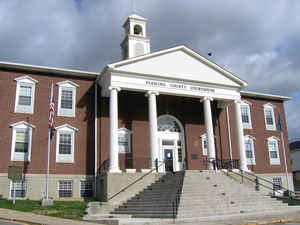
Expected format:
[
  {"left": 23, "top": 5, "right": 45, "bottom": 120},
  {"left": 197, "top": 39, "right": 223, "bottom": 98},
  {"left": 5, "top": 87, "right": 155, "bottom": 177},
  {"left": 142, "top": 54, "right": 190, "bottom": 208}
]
[{"left": 0, "top": 14, "right": 293, "bottom": 200}]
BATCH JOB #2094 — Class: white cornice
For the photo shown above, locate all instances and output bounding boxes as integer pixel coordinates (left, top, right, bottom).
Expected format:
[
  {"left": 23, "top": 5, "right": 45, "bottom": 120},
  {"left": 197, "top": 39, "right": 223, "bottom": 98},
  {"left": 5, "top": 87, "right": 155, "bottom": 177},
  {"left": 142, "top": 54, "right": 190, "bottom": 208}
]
[
  {"left": 10, "top": 121, "right": 36, "bottom": 128},
  {"left": 15, "top": 75, "right": 38, "bottom": 84},
  {"left": 241, "top": 90, "right": 291, "bottom": 101},
  {"left": 55, "top": 124, "right": 78, "bottom": 132},
  {"left": 56, "top": 80, "right": 80, "bottom": 88},
  {"left": 0, "top": 61, "right": 99, "bottom": 79}
]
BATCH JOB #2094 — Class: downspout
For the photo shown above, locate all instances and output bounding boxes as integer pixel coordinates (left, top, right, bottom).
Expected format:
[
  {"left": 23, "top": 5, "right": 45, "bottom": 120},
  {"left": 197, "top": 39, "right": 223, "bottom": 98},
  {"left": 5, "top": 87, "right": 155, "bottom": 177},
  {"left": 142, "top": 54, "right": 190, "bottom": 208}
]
[
  {"left": 94, "top": 81, "right": 98, "bottom": 198},
  {"left": 226, "top": 106, "right": 233, "bottom": 161}
]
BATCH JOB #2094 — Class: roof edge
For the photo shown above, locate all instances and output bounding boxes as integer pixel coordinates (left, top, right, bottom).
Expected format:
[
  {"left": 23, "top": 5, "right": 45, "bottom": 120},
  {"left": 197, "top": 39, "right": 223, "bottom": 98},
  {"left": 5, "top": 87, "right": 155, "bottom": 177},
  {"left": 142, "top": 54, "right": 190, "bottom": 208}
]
[
  {"left": 241, "top": 90, "right": 291, "bottom": 101},
  {"left": 0, "top": 61, "right": 99, "bottom": 78}
]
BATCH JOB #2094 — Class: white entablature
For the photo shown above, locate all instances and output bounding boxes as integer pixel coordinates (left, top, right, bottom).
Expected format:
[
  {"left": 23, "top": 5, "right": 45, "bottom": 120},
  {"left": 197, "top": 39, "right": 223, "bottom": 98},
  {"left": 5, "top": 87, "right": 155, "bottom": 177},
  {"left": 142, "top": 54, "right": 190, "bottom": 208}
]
[{"left": 100, "top": 45, "right": 247, "bottom": 101}]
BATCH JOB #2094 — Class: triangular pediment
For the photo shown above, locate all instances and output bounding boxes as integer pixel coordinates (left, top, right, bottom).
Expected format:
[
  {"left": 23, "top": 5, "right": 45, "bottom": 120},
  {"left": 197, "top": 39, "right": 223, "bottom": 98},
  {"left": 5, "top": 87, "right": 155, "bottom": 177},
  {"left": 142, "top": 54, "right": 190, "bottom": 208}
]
[{"left": 108, "top": 46, "right": 247, "bottom": 88}]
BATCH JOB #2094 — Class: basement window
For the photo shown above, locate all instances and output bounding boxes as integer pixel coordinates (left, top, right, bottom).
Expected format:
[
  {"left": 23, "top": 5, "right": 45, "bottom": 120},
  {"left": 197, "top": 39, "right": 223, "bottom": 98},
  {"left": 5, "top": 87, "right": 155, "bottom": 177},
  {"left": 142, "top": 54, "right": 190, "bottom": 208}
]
[
  {"left": 272, "top": 177, "right": 282, "bottom": 191},
  {"left": 10, "top": 180, "right": 26, "bottom": 199},
  {"left": 58, "top": 180, "right": 73, "bottom": 198}
]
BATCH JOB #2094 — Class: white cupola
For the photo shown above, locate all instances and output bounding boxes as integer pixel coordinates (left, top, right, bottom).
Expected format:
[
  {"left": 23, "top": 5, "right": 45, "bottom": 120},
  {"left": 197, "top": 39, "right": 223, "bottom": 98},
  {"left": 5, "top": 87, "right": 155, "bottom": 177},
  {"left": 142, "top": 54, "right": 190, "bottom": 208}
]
[{"left": 120, "top": 14, "right": 150, "bottom": 60}]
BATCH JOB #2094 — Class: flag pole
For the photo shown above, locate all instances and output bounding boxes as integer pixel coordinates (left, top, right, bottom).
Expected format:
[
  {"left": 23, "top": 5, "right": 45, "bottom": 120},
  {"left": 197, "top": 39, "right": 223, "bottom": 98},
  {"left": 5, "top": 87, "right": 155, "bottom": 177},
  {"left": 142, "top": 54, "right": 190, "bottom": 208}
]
[
  {"left": 278, "top": 109, "right": 290, "bottom": 192},
  {"left": 42, "top": 83, "right": 54, "bottom": 206},
  {"left": 281, "top": 130, "right": 290, "bottom": 191},
  {"left": 46, "top": 128, "right": 51, "bottom": 200}
]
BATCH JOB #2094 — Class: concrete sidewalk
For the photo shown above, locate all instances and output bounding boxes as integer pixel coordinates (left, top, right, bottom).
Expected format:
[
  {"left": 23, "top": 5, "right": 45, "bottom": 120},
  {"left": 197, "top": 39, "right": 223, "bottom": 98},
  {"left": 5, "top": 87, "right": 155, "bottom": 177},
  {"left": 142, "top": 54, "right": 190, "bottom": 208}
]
[
  {"left": 1, "top": 207, "right": 300, "bottom": 225},
  {"left": 0, "top": 208, "right": 104, "bottom": 225}
]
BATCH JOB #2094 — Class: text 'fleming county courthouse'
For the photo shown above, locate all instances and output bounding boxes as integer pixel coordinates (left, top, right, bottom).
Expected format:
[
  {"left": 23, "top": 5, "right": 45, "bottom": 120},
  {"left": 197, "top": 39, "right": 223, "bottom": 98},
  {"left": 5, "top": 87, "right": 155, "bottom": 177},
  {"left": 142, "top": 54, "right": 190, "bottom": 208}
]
[{"left": 0, "top": 14, "right": 293, "bottom": 201}]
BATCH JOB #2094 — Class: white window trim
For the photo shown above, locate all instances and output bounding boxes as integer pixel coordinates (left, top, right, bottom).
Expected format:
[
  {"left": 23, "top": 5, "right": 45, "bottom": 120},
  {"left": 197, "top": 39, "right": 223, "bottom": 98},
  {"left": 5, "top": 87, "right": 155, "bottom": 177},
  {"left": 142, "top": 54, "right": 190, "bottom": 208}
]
[
  {"left": 244, "top": 135, "right": 256, "bottom": 165},
  {"left": 200, "top": 134, "right": 207, "bottom": 156},
  {"left": 264, "top": 103, "right": 276, "bottom": 131},
  {"left": 57, "top": 80, "right": 79, "bottom": 117},
  {"left": 10, "top": 180, "right": 26, "bottom": 199},
  {"left": 14, "top": 76, "right": 38, "bottom": 114},
  {"left": 267, "top": 136, "right": 281, "bottom": 165},
  {"left": 10, "top": 121, "right": 35, "bottom": 162},
  {"left": 55, "top": 124, "right": 78, "bottom": 163},
  {"left": 118, "top": 128, "right": 132, "bottom": 153},
  {"left": 58, "top": 180, "right": 73, "bottom": 198},
  {"left": 241, "top": 101, "right": 252, "bottom": 129}
]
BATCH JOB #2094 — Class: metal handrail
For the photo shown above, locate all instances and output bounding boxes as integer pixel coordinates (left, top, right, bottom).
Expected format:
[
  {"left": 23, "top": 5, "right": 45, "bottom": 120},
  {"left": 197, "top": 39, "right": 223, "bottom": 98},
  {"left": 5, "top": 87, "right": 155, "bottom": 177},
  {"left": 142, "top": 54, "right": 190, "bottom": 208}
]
[
  {"left": 204, "top": 158, "right": 240, "bottom": 170},
  {"left": 242, "top": 170, "right": 296, "bottom": 196},
  {"left": 224, "top": 169, "right": 295, "bottom": 196},
  {"left": 107, "top": 159, "right": 165, "bottom": 201},
  {"left": 172, "top": 170, "right": 185, "bottom": 221}
]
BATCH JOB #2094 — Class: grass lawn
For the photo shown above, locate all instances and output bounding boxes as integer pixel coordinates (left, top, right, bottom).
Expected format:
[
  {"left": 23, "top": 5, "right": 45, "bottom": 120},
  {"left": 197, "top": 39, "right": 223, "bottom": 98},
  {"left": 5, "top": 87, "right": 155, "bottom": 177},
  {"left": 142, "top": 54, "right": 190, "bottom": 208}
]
[{"left": 0, "top": 200, "right": 88, "bottom": 220}]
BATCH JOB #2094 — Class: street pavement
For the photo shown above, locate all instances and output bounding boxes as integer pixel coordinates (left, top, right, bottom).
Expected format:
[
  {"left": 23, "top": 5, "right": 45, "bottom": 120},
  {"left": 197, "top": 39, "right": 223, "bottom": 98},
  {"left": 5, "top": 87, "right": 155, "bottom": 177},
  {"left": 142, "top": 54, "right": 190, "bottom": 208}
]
[
  {"left": 1, "top": 207, "right": 300, "bottom": 225},
  {"left": 269, "top": 224, "right": 300, "bottom": 225},
  {"left": 0, "top": 220, "right": 26, "bottom": 225}
]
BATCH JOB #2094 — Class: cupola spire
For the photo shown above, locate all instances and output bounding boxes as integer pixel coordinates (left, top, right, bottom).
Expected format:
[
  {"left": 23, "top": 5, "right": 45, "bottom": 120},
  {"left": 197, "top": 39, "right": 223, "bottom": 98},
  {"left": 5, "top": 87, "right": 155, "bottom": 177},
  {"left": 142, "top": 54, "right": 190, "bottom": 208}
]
[{"left": 120, "top": 14, "right": 150, "bottom": 59}]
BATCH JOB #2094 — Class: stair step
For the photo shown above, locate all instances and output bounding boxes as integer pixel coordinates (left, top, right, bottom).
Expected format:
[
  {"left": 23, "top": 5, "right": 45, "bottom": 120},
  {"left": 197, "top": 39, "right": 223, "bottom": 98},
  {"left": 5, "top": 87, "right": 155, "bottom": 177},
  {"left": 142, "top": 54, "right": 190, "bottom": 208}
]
[{"left": 109, "top": 171, "right": 291, "bottom": 218}]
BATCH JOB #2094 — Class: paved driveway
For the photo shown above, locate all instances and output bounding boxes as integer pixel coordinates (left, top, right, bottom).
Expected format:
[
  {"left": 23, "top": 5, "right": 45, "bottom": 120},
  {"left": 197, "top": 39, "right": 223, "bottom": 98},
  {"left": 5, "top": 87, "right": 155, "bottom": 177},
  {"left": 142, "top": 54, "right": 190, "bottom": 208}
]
[{"left": 0, "top": 220, "right": 26, "bottom": 225}]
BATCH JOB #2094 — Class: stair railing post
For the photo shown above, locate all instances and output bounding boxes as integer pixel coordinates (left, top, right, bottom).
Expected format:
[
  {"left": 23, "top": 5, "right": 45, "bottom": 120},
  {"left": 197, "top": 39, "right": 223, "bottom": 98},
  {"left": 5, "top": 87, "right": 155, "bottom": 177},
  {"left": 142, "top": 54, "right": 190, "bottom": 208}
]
[
  {"left": 255, "top": 176, "right": 259, "bottom": 191},
  {"left": 241, "top": 170, "right": 244, "bottom": 184},
  {"left": 155, "top": 158, "right": 158, "bottom": 173}
]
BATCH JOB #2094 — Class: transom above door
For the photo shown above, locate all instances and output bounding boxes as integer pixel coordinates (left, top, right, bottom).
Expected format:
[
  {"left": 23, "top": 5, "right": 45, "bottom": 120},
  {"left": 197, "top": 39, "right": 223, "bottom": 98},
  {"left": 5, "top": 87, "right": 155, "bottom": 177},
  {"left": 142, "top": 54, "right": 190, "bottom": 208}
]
[{"left": 157, "top": 115, "right": 185, "bottom": 172}]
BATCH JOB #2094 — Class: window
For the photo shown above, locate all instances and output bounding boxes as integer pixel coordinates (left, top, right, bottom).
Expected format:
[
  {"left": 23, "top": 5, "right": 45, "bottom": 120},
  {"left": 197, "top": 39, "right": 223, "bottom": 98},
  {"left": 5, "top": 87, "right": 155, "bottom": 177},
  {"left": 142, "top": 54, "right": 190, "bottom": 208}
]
[
  {"left": 134, "top": 24, "right": 143, "bottom": 35},
  {"left": 14, "top": 76, "right": 38, "bottom": 113},
  {"left": 268, "top": 137, "right": 280, "bottom": 165},
  {"left": 244, "top": 136, "right": 256, "bottom": 165},
  {"left": 10, "top": 180, "right": 26, "bottom": 198},
  {"left": 201, "top": 134, "right": 208, "bottom": 156},
  {"left": 56, "top": 124, "right": 78, "bottom": 163},
  {"left": 273, "top": 177, "right": 282, "bottom": 191},
  {"left": 58, "top": 180, "right": 73, "bottom": 198},
  {"left": 80, "top": 180, "right": 93, "bottom": 198},
  {"left": 57, "top": 81, "right": 79, "bottom": 117},
  {"left": 240, "top": 101, "right": 252, "bottom": 129},
  {"left": 118, "top": 128, "right": 131, "bottom": 153},
  {"left": 10, "top": 121, "right": 35, "bottom": 161},
  {"left": 264, "top": 104, "right": 276, "bottom": 130}
]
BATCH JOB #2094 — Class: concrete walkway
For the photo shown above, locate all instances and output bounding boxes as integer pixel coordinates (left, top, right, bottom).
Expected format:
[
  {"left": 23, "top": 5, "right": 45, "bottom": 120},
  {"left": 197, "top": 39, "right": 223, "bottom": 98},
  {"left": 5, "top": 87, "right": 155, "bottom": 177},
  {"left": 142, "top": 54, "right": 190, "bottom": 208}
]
[
  {"left": 0, "top": 208, "right": 104, "bottom": 225},
  {"left": 1, "top": 207, "right": 300, "bottom": 225}
]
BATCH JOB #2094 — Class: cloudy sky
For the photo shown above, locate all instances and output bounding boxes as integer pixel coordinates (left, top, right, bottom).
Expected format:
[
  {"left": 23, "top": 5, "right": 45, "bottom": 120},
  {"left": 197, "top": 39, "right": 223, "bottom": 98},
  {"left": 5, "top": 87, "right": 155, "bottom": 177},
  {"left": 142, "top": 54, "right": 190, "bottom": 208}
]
[{"left": 0, "top": 0, "right": 299, "bottom": 141}]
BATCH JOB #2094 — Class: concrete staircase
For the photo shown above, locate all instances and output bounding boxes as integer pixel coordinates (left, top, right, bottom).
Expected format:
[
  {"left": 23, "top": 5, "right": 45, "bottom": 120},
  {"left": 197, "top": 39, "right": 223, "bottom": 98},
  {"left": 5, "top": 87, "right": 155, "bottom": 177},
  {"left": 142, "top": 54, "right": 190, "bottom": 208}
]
[
  {"left": 177, "top": 170, "right": 290, "bottom": 218},
  {"left": 111, "top": 170, "right": 292, "bottom": 219},
  {"left": 111, "top": 172, "right": 184, "bottom": 218}
]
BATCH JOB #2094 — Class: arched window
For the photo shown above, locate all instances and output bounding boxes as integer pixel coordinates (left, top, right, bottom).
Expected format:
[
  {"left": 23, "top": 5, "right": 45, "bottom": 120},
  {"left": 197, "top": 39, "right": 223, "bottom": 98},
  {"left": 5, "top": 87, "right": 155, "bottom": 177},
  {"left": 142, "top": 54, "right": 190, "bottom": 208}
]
[
  {"left": 267, "top": 136, "right": 280, "bottom": 165},
  {"left": 158, "top": 115, "right": 181, "bottom": 132},
  {"left": 133, "top": 24, "right": 143, "bottom": 35}
]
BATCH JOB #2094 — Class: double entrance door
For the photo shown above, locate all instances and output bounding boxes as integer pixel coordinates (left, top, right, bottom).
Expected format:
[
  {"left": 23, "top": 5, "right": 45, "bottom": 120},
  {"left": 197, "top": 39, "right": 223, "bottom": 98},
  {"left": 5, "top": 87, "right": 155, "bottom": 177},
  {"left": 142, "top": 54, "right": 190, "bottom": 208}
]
[{"left": 158, "top": 132, "right": 184, "bottom": 172}]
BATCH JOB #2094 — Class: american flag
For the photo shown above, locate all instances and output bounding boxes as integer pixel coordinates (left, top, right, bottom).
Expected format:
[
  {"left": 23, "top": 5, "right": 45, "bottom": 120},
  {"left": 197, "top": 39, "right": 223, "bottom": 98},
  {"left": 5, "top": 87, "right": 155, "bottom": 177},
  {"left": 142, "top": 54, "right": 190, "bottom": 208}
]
[{"left": 49, "top": 83, "right": 54, "bottom": 130}]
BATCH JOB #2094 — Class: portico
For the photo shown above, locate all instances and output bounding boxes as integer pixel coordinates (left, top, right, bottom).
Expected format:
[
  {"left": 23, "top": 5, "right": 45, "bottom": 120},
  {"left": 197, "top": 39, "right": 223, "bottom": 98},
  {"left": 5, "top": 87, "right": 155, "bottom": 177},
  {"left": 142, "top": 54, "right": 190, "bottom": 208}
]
[{"left": 99, "top": 45, "right": 249, "bottom": 173}]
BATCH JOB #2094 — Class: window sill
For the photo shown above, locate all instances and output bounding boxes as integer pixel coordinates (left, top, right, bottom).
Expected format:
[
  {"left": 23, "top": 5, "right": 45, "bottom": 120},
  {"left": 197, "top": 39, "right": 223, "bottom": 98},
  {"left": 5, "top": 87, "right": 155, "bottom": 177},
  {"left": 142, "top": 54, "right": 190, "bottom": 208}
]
[
  {"left": 266, "top": 127, "right": 276, "bottom": 131},
  {"left": 57, "top": 114, "right": 75, "bottom": 118},
  {"left": 14, "top": 111, "right": 34, "bottom": 114},
  {"left": 56, "top": 160, "right": 74, "bottom": 163},
  {"left": 270, "top": 161, "right": 281, "bottom": 165},
  {"left": 11, "top": 159, "right": 30, "bottom": 162}
]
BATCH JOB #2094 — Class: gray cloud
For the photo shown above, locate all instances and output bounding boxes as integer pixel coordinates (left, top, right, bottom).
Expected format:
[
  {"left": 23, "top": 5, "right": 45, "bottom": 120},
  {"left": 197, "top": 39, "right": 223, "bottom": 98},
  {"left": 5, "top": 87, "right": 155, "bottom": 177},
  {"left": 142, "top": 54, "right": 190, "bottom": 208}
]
[{"left": 0, "top": 0, "right": 299, "bottom": 140}]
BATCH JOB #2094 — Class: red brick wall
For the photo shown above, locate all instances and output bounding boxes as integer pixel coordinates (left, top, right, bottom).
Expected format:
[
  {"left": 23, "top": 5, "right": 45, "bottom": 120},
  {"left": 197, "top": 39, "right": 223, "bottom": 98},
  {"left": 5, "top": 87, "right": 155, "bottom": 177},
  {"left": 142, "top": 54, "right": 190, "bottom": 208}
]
[
  {"left": 0, "top": 69, "right": 291, "bottom": 176},
  {"left": 0, "top": 70, "right": 95, "bottom": 175},
  {"left": 98, "top": 91, "right": 291, "bottom": 174}
]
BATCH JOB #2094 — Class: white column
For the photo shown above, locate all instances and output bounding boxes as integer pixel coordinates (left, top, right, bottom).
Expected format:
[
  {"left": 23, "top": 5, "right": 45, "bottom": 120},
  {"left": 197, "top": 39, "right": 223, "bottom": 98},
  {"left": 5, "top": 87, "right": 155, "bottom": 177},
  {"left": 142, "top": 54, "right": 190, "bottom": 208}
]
[
  {"left": 202, "top": 97, "right": 216, "bottom": 170},
  {"left": 234, "top": 100, "right": 248, "bottom": 171},
  {"left": 147, "top": 91, "right": 159, "bottom": 169},
  {"left": 109, "top": 86, "right": 121, "bottom": 173}
]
